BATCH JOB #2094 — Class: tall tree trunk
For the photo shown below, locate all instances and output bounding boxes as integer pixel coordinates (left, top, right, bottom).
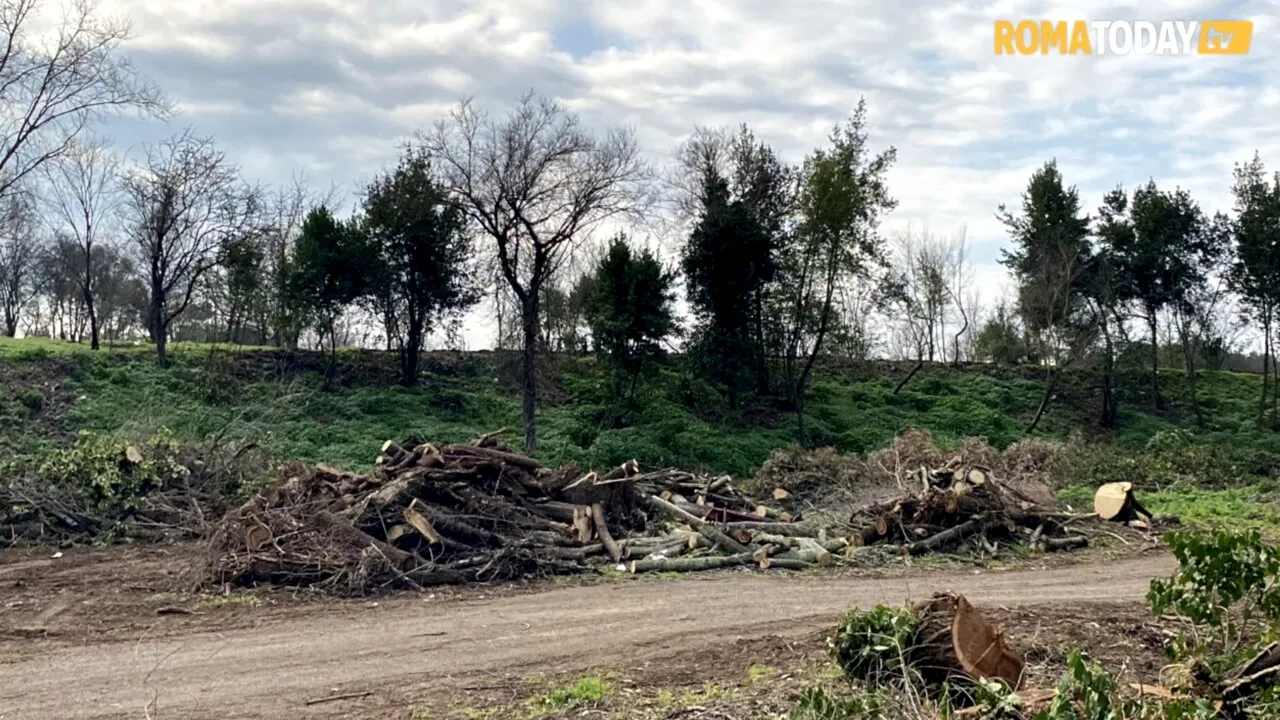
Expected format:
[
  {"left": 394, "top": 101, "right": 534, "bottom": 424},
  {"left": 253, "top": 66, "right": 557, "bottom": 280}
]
[
  {"left": 795, "top": 392, "right": 807, "bottom": 446},
  {"left": 150, "top": 289, "right": 168, "bottom": 366},
  {"left": 1026, "top": 366, "right": 1062, "bottom": 434},
  {"left": 1273, "top": 328, "right": 1279, "bottom": 428},
  {"left": 402, "top": 304, "right": 422, "bottom": 387},
  {"left": 951, "top": 308, "right": 969, "bottom": 367},
  {"left": 155, "top": 325, "right": 168, "bottom": 367},
  {"left": 1100, "top": 313, "right": 1117, "bottom": 428},
  {"left": 323, "top": 313, "right": 338, "bottom": 391},
  {"left": 84, "top": 250, "right": 99, "bottom": 351},
  {"left": 753, "top": 287, "right": 770, "bottom": 394},
  {"left": 1179, "top": 310, "right": 1202, "bottom": 427},
  {"left": 1262, "top": 309, "right": 1272, "bottom": 426},
  {"left": 520, "top": 293, "right": 540, "bottom": 454},
  {"left": 1149, "top": 312, "right": 1162, "bottom": 409}
]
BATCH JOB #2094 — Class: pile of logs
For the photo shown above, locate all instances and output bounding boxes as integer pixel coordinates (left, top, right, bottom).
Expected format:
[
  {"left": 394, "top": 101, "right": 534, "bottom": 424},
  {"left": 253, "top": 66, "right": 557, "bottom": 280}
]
[
  {"left": 203, "top": 437, "right": 1099, "bottom": 593},
  {"left": 847, "top": 460, "right": 1091, "bottom": 556},
  {"left": 205, "top": 432, "right": 849, "bottom": 593}
]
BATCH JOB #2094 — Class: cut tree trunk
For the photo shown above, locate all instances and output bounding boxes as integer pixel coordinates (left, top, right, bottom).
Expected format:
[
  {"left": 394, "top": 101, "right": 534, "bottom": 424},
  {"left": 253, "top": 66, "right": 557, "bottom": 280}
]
[
  {"left": 909, "top": 592, "right": 1025, "bottom": 690},
  {"left": 1094, "top": 482, "right": 1153, "bottom": 523},
  {"left": 590, "top": 503, "right": 622, "bottom": 563},
  {"left": 629, "top": 553, "right": 754, "bottom": 574}
]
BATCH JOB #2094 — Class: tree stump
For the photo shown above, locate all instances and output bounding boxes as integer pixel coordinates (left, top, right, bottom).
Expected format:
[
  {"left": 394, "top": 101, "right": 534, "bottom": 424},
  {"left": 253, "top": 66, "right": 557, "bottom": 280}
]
[
  {"left": 1094, "top": 482, "right": 1153, "bottom": 523},
  {"left": 908, "top": 592, "right": 1024, "bottom": 690}
]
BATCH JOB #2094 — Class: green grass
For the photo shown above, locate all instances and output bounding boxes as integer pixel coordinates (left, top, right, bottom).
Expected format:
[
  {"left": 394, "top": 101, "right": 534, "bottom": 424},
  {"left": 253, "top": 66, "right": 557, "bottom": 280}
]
[
  {"left": 20, "top": 343, "right": 1075, "bottom": 475},
  {"left": 4, "top": 338, "right": 1280, "bottom": 483},
  {"left": 531, "top": 676, "right": 611, "bottom": 711},
  {"left": 1058, "top": 485, "right": 1280, "bottom": 538}
]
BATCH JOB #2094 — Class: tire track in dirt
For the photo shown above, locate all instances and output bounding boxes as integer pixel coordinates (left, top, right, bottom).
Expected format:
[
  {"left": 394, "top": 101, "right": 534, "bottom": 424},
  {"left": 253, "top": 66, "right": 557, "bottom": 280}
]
[{"left": 0, "top": 553, "right": 1175, "bottom": 720}]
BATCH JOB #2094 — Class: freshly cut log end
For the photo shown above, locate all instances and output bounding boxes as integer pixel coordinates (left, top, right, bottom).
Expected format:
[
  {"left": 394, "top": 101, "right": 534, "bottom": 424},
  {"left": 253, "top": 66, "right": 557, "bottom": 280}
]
[
  {"left": 773, "top": 488, "right": 792, "bottom": 502},
  {"left": 910, "top": 592, "right": 1024, "bottom": 690},
  {"left": 944, "top": 493, "right": 961, "bottom": 514},
  {"left": 124, "top": 445, "right": 144, "bottom": 464},
  {"left": 966, "top": 468, "right": 988, "bottom": 487},
  {"left": 1094, "top": 482, "right": 1146, "bottom": 522}
]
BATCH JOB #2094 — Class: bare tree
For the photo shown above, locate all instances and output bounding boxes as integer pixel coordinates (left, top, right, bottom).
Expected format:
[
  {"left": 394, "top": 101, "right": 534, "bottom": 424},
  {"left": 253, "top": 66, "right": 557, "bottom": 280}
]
[
  {"left": 888, "top": 226, "right": 946, "bottom": 390},
  {"left": 0, "top": 193, "right": 40, "bottom": 335},
  {"left": 421, "top": 92, "right": 650, "bottom": 452},
  {"left": 121, "top": 129, "right": 254, "bottom": 366},
  {"left": 260, "top": 175, "right": 339, "bottom": 348},
  {"left": 39, "top": 134, "right": 119, "bottom": 348},
  {"left": 946, "top": 227, "right": 975, "bottom": 365},
  {"left": 0, "top": 0, "right": 167, "bottom": 204}
]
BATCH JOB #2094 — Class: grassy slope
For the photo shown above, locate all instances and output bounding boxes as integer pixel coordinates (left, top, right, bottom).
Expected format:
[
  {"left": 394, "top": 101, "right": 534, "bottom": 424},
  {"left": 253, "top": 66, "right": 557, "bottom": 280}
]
[
  {"left": 0, "top": 337, "right": 1073, "bottom": 474},
  {"left": 2, "top": 336, "right": 1278, "bottom": 533}
]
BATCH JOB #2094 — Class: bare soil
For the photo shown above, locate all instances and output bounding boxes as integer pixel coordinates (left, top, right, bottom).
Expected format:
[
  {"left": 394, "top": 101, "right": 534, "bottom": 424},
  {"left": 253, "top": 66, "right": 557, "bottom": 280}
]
[{"left": 0, "top": 542, "right": 1176, "bottom": 720}]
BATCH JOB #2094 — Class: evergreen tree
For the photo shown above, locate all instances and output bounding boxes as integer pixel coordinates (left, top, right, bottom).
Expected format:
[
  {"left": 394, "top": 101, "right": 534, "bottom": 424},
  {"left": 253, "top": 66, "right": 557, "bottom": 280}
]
[{"left": 585, "top": 234, "right": 678, "bottom": 398}]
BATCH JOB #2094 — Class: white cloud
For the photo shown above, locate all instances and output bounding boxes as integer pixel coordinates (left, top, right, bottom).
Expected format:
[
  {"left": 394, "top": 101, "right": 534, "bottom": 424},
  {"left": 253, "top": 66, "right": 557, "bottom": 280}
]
[{"left": 87, "top": 0, "right": 1279, "bottom": 348}]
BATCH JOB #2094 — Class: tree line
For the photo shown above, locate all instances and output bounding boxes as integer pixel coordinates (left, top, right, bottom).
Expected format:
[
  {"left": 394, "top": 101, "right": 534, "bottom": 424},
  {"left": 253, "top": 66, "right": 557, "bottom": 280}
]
[
  {"left": 990, "top": 158, "right": 1280, "bottom": 431},
  {"left": 1, "top": 0, "right": 1278, "bottom": 453}
]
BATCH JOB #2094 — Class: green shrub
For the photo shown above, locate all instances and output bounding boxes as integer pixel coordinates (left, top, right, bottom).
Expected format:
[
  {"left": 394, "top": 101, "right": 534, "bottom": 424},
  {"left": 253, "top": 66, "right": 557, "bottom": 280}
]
[
  {"left": 34, "top": 428, "right": 189, "bottom": 513},
  {"left": 1067, "top": 433, "right": 1265, "bottom": 493},
  {"left": 829, "top": 604, "right": 919, "bottom": 685},
  {"left": 1148, "top": 529, "right": 1280, "bottom": 672}
]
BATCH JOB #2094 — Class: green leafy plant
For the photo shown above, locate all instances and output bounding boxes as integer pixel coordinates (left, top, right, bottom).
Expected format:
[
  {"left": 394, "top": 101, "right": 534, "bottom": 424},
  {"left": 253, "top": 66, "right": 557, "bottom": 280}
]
[
  {"left": 1032, "top": 650, "right": 1218, "bottom": 720},
  {"left": 829, "top": 604, "right": 920, "bottom": 685},
  {"left": 34, "top": 428, "right": 189, "bottom": 513},
  {"left": 789, "top": 685, "right": 883, "bottom": 720},
  {"left": 967, "top": 679, "right": 1028, "bottom": 719},
  {"left": 1148, "top": 529, "right": 1280, "bottom": 671}
]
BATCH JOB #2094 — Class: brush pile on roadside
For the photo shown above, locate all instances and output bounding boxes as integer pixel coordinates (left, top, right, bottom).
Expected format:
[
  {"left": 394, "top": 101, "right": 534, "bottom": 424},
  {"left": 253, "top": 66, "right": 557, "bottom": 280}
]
[
  {"left": 847, "top": 460, "right": 1092, "bottom": 557},
  {"left": 203, "top": 431, "right": 1099, "bottom": 594}
]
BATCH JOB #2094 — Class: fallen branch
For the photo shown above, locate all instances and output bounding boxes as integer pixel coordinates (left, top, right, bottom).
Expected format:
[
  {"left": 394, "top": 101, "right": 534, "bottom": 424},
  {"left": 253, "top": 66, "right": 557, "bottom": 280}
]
[
  {"left": 642, "top": 494, "right": 751, "bottom": 554},
  {"left": 905, "top": 518, "right": 984, "bottom": 556},
  {"left": 304, "top": 690, "right": 374, "bottom": 706}
]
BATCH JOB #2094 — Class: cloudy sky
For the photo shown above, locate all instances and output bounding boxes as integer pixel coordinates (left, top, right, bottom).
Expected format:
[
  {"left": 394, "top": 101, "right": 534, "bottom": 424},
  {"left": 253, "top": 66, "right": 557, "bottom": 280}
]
[{"left": 92, "top": 0, "right": 1277, "bottom": 349}]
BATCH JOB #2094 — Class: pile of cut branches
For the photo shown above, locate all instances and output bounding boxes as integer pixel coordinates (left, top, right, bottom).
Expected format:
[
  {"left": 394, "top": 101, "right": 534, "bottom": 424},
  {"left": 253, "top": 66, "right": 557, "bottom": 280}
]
[
  {"left": 203, "top": 434, "right": 1100, "bottom": 594},
  {"left": 203, "top": 432, "right": 849, "bottom": 593},
  {"left": 848, "top": 460, "right": 1091, "bottom": 556}
]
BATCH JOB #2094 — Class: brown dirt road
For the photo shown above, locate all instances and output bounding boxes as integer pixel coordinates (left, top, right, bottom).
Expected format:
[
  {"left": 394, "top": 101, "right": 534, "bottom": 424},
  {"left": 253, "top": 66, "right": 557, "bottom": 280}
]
[{"left": 0, "top": 550, "right": 1176, "bottom": 720}]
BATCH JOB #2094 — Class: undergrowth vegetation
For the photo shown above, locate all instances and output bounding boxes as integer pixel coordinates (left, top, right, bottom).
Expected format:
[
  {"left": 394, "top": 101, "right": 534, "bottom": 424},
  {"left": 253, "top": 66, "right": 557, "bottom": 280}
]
[{"left": 3, "top": 338, "right": 1280, "bottom": 542}]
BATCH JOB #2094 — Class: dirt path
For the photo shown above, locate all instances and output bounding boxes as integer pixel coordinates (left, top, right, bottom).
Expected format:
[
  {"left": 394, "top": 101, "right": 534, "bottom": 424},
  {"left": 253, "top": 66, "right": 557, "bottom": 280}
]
[{"left": 0, "top": 552, "right": 1174, "bottom": 720}]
